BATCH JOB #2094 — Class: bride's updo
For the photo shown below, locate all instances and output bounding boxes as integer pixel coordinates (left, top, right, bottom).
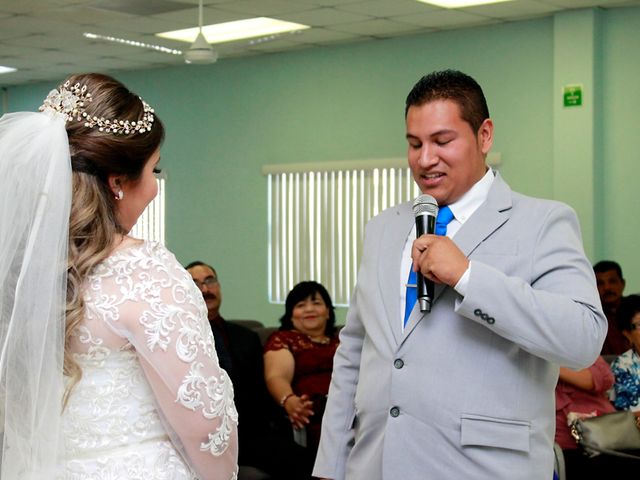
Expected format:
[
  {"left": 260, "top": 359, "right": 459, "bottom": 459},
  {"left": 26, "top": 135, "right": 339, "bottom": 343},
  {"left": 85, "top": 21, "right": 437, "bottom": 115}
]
[{"left": 61, "top": 73, "right": 165, "bottom": 402}]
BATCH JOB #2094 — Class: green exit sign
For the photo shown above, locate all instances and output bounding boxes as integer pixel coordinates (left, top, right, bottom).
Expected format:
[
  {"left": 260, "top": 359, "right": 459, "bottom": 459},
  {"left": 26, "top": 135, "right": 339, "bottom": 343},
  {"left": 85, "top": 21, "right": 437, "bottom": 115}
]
[{"left": 563, "top": 84, "right": 583, "bottom": 107}]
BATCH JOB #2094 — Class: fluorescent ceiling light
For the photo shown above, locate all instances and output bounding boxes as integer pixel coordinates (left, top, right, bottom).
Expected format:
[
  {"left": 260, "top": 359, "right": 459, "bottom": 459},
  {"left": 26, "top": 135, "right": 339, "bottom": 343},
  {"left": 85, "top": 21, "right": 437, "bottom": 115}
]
[
  {"left": 83, "top": 32, "right": 183, "bottom": 55},
  {"left": 157, "top": 17, "right": 309, "bottom": 44},
  {"left": 416, "top": 0, "right": 514, "bottom": 7},
  {"left": 0, "top": 66, "right": 17, "bottom": 74}
]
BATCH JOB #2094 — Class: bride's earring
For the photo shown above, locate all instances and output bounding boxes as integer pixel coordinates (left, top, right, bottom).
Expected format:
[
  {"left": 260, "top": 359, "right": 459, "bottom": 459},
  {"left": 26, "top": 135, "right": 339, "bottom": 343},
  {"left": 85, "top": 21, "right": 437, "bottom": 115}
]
[{"left": 115, "top": 190, "right": 124, "bottom": 201}]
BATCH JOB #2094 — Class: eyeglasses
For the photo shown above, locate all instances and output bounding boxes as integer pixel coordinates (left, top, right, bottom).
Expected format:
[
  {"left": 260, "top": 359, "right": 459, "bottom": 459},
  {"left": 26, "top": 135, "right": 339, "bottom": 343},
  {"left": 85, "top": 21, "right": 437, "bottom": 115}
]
[{"left": 192, "top": 276, "right": 218, "bottom": 289}]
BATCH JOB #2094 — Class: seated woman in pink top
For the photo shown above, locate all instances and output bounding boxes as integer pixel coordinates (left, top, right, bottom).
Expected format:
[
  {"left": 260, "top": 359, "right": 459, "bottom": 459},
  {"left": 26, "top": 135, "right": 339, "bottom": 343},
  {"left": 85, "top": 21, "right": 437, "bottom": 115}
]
[{"left": 555, "top": 356, "right": 634, "bottom": 479}]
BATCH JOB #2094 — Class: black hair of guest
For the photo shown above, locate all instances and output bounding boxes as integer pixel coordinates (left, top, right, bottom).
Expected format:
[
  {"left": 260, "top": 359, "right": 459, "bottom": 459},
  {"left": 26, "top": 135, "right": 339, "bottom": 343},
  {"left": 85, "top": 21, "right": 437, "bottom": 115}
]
[
  {"left": 593, "top": 260, "right": 624, "bottom": 279},
  {"left": 279, "top": 281, "right": 336, "bottom": 336},
  {"left": 616, "top": 294, "right": 640, "bottom": 332}
]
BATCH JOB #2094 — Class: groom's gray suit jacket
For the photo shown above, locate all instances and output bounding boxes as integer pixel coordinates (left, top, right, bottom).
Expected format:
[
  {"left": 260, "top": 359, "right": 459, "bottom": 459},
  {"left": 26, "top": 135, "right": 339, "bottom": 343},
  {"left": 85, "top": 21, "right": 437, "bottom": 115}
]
[{"left": 313, "top": 173, "right": 607, "bottom": 480}]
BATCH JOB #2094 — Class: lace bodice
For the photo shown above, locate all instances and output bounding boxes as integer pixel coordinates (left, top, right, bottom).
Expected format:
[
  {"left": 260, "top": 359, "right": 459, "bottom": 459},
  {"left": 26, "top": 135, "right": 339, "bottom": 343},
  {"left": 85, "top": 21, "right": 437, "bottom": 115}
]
[{"left": 62, "top": 241, "right": 238, "bottom": 480}]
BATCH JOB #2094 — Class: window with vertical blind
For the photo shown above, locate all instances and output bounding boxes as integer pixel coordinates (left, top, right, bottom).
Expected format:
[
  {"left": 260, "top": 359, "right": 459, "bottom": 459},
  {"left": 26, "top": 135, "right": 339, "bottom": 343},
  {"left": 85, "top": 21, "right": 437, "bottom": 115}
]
[
  {"left": 130, "top": 175, "right": 166, "bottom": 243},
  {"left": 264, "top": 159, "right": 420, "bottom": 306}
]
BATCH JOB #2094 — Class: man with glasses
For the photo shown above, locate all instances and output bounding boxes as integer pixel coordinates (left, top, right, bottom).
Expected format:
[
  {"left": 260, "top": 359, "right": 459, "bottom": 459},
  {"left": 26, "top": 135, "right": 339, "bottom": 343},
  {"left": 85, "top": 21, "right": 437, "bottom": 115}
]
[
  {"left": 186, "top": 261, "right": 313, "bottom": 479},
  {"left": 186, "top": 261, "right": 233, "bottom": 371}
]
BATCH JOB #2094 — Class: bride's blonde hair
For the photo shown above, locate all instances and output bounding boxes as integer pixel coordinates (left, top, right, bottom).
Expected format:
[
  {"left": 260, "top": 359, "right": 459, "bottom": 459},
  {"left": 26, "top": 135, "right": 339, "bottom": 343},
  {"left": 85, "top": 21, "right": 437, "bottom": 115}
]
[{"left": 62, "top": 73, "right": 164, "bottom": 405}]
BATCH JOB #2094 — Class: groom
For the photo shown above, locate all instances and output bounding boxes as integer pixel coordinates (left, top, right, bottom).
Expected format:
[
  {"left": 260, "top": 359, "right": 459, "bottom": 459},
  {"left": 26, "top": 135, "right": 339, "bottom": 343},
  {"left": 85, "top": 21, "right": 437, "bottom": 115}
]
[{"left": 313, "top": 70, "right": 607, "bottom": 480}]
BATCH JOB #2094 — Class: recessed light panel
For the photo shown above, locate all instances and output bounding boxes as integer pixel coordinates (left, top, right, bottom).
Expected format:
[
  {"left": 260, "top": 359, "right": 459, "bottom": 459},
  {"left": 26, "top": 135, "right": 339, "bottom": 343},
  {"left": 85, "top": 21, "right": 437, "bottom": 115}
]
[
  {"left": 416, "top": 0, "right": 513, "bottom": 8},
  {"left": 157, "top": 17, "right": 309, "bottom": 44}
]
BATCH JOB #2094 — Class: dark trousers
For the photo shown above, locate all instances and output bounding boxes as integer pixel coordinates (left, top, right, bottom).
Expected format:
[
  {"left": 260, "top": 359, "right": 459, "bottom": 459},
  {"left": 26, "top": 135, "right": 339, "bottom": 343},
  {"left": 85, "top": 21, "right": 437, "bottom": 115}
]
[{"left": 563, "top": 448, "right": 640, "bottom": 480}]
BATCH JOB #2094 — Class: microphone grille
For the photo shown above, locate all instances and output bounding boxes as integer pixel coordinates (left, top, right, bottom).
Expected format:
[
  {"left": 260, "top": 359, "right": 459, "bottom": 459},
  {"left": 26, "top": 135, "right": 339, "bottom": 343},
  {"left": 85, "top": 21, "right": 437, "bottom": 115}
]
[{"left": 412, "top": 194, "right": 438, "bottom": 216}]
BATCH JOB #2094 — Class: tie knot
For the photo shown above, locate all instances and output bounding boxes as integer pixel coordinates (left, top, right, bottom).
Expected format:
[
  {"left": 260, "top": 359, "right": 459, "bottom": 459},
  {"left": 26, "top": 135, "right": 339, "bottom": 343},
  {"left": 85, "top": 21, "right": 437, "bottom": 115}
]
[{"left": 435, "top": 205, "right": 454, "bottom": 236}]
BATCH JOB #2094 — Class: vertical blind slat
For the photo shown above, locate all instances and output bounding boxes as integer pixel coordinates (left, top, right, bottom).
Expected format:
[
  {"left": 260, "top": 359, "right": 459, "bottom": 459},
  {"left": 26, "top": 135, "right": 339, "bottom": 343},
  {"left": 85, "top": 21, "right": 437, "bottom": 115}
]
[
  {"left": 131, "top": 178, "right": 165, "bottom": 244},
  {"left": 268, "top": 167, "right": 417, "bottom": 306}
]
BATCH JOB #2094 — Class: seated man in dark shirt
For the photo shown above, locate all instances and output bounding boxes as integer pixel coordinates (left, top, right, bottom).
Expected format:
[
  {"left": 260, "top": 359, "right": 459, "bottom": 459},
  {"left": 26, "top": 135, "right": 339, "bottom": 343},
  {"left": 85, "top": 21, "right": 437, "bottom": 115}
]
[
  {"left": 594, "top": 260, "right": 628, "bottom": 355},
  {"left": 186, "top": 261, "right": 313, "bottom": 480}
]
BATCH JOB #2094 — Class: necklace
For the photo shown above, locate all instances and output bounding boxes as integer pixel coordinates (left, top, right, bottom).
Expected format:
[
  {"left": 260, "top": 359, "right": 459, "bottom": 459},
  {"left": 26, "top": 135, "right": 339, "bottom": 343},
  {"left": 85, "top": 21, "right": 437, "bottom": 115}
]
[{"left": 308, "top": 334, "right": 330, "bottom": 344}]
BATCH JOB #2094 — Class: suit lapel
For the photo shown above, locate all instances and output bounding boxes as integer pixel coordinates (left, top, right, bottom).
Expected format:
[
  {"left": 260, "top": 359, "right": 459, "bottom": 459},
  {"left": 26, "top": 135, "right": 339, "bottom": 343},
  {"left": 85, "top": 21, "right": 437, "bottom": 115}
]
[
  {"left": 377, "top": 201, "right": 413, "bottom": 346},
  {"left": 452, "top": 173, "right": 513, "bottom": 258}
]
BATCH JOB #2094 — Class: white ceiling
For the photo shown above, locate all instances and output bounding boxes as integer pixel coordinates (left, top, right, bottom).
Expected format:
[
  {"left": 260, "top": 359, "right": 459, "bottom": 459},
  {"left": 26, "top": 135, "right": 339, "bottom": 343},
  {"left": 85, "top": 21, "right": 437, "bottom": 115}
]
[{"left": 1, "top": 0, "right": 638, "bottom": 87}]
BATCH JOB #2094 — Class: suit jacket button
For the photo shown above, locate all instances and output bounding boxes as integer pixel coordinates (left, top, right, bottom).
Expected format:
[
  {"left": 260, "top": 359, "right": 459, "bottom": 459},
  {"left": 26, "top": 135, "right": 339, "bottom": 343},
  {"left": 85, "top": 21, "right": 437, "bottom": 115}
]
[
  {"left": 481, "top": 313, "right": 488, "bottom": 321},
  {"left": 487, "top": 317, "right": 495, "bottom": 324},
  {"left": 474, "top": 309, "right": 482, "bottom": 316},
  {"left": 390, "top": 407, "right": 400, "bottom": 417},
  {"left": 394, "top": 359, "right": 404, "bottom": 369}
]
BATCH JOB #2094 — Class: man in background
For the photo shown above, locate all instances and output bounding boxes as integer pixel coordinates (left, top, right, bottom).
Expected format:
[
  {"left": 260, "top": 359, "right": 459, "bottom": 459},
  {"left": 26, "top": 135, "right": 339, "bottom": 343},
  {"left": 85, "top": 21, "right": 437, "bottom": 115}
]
[
  {"left": 187, "top": 261, "right": 313, "bottom": 479},
  {"left": 314, "top": 70, "right": 606, "bottom": 480},
  {"left": 594, "top": 260, "right": 628, "bottom": 355}
]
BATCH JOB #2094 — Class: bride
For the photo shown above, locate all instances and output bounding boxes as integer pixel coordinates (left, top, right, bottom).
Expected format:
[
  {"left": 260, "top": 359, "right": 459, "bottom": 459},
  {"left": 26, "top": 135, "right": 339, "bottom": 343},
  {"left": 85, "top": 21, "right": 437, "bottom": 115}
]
[{"left": 0, "top": 73, "right": 238, "bottom": 479}]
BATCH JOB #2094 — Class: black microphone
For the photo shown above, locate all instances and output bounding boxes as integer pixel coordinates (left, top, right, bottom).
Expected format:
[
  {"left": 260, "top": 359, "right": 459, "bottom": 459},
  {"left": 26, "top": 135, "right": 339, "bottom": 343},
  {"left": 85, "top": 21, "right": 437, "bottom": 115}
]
[{"left": 412, "top": 194, "right": 439, "bottom": 312}]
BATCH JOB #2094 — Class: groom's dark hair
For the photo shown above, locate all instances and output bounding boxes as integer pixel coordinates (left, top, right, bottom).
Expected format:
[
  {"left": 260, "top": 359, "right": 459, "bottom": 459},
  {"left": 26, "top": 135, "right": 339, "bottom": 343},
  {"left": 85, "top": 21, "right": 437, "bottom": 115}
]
[{"left": 405, "top": 69, "right": 490, "bottom": 134}]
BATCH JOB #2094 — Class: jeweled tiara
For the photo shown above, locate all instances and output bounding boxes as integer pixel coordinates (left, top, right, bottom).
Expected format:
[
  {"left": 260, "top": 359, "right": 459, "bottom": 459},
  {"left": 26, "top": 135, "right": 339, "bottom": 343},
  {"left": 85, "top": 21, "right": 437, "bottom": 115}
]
[{"left": 39, "top": 80, "right": 155, "bottom": 135}]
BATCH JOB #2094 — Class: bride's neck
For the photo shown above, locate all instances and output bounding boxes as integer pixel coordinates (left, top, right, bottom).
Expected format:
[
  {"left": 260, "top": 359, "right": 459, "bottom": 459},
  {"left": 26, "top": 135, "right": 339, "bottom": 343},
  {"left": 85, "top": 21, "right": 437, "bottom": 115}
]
[{"left": 110, "top": 234, "right": 139, "bottom": 254}]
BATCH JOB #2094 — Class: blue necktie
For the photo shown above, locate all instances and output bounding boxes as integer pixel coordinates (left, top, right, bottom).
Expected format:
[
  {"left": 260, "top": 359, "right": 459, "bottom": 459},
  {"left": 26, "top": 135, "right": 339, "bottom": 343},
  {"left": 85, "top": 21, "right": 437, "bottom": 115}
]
[{"left": 404, "top": 205, "right": 454, "bottom": 326}]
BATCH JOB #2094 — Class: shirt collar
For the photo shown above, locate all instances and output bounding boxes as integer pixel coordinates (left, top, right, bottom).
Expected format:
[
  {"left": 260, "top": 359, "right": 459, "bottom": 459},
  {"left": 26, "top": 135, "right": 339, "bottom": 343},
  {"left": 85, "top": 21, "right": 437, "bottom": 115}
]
[{"left": 448, "top": 167, "right": 495, "bottom": 225}]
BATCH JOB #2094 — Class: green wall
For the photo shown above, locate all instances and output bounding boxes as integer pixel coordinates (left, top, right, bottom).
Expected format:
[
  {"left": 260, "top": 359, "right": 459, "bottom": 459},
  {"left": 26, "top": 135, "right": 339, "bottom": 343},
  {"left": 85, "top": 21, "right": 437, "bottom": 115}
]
[
  {"left": 600, "top": 8, "right": 640, "bottom": 286},
  {"left": 5, "top": 7, "right": 638, "bottom": 325}
]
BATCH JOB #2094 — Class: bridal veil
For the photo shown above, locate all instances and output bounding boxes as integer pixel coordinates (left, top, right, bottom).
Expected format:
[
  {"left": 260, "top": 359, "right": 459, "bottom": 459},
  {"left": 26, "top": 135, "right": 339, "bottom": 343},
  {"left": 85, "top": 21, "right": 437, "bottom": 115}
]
[{"left": 0, "top": 111, "right": 70, "bottom": 478}]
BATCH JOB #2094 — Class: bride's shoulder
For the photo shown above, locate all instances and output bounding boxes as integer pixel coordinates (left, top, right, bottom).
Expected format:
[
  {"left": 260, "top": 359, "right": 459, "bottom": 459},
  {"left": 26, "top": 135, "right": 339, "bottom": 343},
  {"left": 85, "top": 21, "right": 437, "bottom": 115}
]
[
  {"left": 103, "top": 238, "right": 179, "bottom": 269},
  {"left": 97, "top": 241, "right": 190, "bottom": 287}
]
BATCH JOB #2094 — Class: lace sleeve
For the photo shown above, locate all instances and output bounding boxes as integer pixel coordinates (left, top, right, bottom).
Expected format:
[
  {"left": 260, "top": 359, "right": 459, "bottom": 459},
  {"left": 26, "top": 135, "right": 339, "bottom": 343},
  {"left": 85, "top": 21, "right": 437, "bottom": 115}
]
[{"left": 100, "top": 243, "right": 238, "bottom": 480}]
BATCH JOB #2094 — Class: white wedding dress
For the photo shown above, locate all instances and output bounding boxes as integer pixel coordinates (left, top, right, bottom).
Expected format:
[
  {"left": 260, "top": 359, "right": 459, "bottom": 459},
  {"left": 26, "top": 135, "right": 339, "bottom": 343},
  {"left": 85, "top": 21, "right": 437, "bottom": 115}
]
[{"left": 59, "top": 241, "right": 238, "bottom": 480}]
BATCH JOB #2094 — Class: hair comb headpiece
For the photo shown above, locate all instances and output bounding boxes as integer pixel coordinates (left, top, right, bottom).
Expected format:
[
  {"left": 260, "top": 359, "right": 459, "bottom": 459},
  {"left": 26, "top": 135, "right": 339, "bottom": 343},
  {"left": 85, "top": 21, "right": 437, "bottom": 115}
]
[{"left": 39, "top": 80, "right": 155, "bottom": 135}]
